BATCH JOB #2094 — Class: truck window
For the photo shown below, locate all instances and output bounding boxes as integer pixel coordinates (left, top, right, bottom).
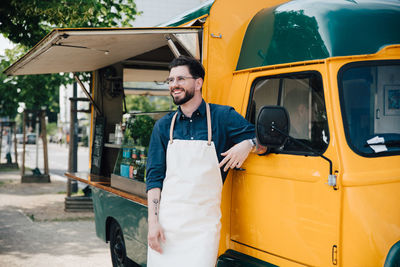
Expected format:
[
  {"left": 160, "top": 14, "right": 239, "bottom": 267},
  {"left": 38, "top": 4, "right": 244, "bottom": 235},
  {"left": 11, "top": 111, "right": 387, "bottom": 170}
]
[
  {"left": 247, "top": 71, "right": 329, "bottom": 154},
  {"left": 339, "top": 61, "right": 400, "bottom": 157}
]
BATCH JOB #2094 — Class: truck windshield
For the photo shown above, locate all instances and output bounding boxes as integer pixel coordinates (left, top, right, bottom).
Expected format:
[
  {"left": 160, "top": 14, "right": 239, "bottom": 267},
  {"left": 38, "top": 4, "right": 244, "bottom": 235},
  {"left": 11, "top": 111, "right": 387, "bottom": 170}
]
[{"left": 339, "top": 61, "right": 400, "bottom": 157}]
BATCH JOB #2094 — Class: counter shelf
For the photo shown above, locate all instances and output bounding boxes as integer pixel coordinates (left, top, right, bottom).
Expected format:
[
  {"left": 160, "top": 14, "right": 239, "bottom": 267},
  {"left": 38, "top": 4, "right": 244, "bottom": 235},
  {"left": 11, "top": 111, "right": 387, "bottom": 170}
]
[
  {"left": 111, "top": 173, "right": 147, "bottom": 199},
  {"left": 65, "top": 172, "right": 147, "bottom": 206},
  {"left": 104, "top": 143, "right": 122, "bottom": 149}
]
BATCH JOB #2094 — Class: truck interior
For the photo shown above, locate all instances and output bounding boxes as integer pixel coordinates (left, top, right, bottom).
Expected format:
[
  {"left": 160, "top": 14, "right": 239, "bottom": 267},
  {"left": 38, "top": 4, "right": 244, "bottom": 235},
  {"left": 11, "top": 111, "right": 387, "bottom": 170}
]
[{"left": 339, "top": 61, "right": 400, "bottom": 156}]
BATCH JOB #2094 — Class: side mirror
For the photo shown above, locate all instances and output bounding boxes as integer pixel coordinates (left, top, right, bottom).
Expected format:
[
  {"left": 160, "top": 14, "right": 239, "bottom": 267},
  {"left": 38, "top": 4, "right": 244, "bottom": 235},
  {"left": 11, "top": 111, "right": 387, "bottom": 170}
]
[
  {"left": 256, "top": 105, "right": 336, "bottom": 188},
  {"left": 256, "top": 106, "right": 290, "bottom": 148}
]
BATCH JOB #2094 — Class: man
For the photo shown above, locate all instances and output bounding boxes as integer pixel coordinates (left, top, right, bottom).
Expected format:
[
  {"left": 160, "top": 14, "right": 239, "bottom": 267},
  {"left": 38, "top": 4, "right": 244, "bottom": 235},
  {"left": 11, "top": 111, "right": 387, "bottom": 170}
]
[{"left": 146, "top": 56, "right": 264, "bottom": 267}]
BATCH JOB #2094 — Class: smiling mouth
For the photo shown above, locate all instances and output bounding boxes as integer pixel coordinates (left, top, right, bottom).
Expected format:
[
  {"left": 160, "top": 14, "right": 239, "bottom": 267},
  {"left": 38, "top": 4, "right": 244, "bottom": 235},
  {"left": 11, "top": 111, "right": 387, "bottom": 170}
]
[{"left": 171, "top": 88, "right": 184, "bottom": 95}]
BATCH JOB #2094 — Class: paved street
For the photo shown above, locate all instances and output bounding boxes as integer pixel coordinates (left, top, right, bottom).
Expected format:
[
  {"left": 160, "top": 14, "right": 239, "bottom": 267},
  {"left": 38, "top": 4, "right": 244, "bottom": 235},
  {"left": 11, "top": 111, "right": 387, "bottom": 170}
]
[
  {"left": 0, "top": 141, "right": 113, "bottom": 267},
  {"left": 1, "top": 140, "right": 90, "bottom": 187},
  {"left": 0, "top": 137, "right": 89, "bottom": 174},
  {"left": 18, "top": 142, "right": 90, "bottom": 177}
]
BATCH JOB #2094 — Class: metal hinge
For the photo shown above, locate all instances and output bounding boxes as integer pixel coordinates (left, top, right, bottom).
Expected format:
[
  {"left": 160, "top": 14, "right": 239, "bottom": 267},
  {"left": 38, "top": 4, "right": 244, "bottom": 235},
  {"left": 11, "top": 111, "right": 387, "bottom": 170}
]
[
  {"left": 210, "top": 33, "right": 222, "bottom": 38},
  {"left": 327, "top": 174, "right": 337, "bottom": 187},
  {"left": 327, "top": 171, "right": 339, "bottom": 190},
  {"left": 332, "top": 245, "right": 338, "bottom": 265}
]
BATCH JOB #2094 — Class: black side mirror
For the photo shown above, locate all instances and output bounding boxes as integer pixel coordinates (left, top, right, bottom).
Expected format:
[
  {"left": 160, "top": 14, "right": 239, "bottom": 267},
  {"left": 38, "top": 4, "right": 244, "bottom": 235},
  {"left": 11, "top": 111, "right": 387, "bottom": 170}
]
[
  {"left": 256, "top": 106, "right": 290, "bottom": 148},
  {"left": 256, "top": 105, "right": 336, "bottom": 187}
]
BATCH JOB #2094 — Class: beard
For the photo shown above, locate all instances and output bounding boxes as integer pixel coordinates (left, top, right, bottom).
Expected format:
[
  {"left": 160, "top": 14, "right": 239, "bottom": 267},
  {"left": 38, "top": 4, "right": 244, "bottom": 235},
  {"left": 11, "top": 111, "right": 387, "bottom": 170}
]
[{"left": 170, "top": 87, "right": 195, "bottom": 105}]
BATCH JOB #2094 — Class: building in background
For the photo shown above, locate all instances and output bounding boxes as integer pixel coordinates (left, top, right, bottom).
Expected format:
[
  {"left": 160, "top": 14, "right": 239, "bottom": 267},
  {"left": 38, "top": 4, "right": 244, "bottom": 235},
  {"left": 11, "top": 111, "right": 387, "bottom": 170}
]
[{"left": 58, "top": 82, "right": 90, "bottom": 145}]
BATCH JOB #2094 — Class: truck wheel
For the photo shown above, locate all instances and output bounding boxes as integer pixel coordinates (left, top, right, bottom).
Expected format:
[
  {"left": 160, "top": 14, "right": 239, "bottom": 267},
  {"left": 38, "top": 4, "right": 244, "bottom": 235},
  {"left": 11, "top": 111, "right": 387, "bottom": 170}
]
[{"left": 109, "top": 221, "right": 135, "bottom": 267}]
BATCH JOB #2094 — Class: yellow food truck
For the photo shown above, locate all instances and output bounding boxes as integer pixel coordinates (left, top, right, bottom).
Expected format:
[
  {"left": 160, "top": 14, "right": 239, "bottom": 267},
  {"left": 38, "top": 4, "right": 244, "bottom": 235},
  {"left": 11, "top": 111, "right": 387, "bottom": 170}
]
[{"left": 5, "top": 0, "right": 400, "bottom": 266}]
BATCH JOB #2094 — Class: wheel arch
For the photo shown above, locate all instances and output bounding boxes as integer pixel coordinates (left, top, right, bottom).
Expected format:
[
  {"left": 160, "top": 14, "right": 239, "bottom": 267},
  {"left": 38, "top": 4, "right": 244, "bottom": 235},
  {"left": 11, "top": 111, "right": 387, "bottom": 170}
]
[{"left": 105, "top": 216, "right": 117, "bottom": 242}]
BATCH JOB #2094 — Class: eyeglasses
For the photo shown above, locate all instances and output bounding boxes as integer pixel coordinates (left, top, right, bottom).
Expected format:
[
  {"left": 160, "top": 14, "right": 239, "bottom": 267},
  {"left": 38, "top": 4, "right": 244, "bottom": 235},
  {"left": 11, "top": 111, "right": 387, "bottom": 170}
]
[{"left": 165, "top": 76, "right": 197, "bottom": 85}]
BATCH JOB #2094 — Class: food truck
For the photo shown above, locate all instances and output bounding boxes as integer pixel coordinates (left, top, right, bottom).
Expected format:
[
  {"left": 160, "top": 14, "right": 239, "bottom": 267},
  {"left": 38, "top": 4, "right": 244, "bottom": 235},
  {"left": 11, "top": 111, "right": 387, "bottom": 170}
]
[{"left": 5, "top": 0, "right": 400, "bottom": 266}]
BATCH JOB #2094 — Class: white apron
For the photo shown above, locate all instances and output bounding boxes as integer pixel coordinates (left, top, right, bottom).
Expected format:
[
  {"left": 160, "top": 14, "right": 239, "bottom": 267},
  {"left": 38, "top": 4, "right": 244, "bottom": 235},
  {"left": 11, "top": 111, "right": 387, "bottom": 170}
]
[{"left": 147, "top": 103, "right": 222, "bottom": 267}]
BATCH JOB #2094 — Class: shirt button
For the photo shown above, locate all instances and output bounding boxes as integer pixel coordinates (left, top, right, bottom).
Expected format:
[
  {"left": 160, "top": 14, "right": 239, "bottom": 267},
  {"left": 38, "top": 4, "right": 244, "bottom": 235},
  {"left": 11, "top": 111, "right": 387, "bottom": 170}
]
[
  {"left": 190, "top": 119, "right": 192, "bottom": 123},
  {"left": 190, "top": 137, "right": 194, "bottom": 140}
]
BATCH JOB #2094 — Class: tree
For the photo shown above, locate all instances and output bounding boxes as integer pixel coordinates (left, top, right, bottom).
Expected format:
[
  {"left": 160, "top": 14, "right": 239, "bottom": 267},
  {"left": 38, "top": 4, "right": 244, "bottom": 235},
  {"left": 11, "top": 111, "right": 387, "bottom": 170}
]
[
  {"left": 125, "top": 95, "right": 155, "bottom": 113},
  {"left": 0, "top": 0, "right": 139, "bottom": 118},
  {"left": 125, "top": 95, "right": 175, "bottom": 113},
  {"left": 0, "top": 0, "right": 139, "bottom": 47}
]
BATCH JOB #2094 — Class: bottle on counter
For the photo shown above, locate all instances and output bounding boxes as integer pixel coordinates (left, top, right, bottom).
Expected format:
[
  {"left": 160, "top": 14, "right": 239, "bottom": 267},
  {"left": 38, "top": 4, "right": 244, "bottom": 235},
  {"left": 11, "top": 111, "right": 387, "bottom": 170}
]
[
  {"left": 136, "top": 148, "right": 147, "bottom": 182},
  {"left": 120, "top": 144, "right": 132, "bottom": 178},
  {"left": 128, "top": 157, "right": 135, "bottom": 179},
  {"left": 133, "top": 148, "right": 141, "bottom": 180},
  {"left": 122, "top": 147, "right": 131, "bottom": 158},
  {"left": 115, "top": 123, "right": 123, "bottom": 145},
  {"left": 120, "top": 157, "right": 130, "bottom": 178},
  {"left": 129, "top": 147, "right": 138, "bottom": 179}
]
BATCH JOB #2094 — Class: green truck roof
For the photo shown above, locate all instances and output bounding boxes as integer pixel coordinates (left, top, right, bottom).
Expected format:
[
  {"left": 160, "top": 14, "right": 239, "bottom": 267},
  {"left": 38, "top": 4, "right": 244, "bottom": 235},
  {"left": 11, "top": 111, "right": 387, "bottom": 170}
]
[
  {"left": 236, "top": 0, "right": 400, "bottom": 70},
  {"left": 159, "top": 0, "right": 214, "bottom": 27}
]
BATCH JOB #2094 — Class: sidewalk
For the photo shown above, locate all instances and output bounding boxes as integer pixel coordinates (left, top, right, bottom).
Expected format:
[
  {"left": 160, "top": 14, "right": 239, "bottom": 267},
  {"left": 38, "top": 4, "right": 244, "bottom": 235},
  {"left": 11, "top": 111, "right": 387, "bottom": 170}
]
[{"left": 0, "top": 170, "right": 111, "bottom": 267}]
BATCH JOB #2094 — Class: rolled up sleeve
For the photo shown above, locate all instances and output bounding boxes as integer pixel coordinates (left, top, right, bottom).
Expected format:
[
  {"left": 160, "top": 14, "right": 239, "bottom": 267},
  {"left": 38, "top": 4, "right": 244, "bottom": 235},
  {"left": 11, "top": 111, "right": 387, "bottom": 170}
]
[{"left": 225, "top": 107, "right": 255, "bottom": 144}]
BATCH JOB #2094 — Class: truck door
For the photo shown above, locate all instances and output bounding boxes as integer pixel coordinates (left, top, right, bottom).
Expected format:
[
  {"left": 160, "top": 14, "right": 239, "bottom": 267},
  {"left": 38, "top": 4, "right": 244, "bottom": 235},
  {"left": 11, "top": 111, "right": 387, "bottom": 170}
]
[{"left": 230, "top": 68, "right": 340, "bottom": 266}]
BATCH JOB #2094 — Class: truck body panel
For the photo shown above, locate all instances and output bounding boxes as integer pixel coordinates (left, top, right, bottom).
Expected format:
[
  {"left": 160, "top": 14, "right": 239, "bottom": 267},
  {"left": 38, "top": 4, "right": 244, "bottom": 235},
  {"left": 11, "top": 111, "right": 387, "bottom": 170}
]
[{"left": 92, "top": 186, "right": 148, "bottom": 265}]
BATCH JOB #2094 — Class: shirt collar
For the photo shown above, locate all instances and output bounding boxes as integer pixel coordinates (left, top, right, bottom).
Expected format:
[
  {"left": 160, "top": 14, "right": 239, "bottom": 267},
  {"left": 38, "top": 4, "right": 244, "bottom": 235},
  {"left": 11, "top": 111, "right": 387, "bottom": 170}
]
[{"left": 177, "top": 99, "right": 206, "bottom": 120}]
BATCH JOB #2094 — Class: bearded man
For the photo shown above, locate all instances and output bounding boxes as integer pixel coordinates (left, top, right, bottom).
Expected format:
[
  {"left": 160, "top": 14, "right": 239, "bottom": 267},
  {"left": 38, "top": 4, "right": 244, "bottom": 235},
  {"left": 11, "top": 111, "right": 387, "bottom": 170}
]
[{"left": 146, "top": 55, "right": 264, "bottom": 267}]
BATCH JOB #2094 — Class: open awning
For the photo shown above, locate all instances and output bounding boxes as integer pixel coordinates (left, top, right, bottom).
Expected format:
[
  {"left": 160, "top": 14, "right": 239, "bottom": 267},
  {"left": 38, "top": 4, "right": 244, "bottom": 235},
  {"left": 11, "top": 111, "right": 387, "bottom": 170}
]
[{"left": 4, "top": 27, "right": 201, "bottom": 76}]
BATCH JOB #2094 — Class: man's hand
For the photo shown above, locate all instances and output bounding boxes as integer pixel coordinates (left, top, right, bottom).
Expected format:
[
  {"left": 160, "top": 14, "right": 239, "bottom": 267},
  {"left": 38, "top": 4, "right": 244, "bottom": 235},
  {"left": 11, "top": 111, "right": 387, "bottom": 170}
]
[
  {"left": 148, "top": 221, "right": 165, "bottom": 253},
  {"left": 219, "top": 139, "right": 252, "bottom": 172}
]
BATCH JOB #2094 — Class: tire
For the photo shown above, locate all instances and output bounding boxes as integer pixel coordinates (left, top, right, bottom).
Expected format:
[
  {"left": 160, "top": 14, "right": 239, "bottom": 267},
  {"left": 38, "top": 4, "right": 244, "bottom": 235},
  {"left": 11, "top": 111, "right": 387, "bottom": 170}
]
[{"left": 109, "top": 221, "right": 137, "bottom": 267}]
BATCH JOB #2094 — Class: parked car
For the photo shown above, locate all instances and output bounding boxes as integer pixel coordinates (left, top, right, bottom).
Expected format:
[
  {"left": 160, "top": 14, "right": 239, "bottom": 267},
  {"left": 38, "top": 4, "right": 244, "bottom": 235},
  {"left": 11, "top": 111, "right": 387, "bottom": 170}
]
[
  {"left": 26, "top": 133, "right": 36, "bottom": 144},
  {"left": 16, "top": 134, "right": 24, "bottom": 144}
]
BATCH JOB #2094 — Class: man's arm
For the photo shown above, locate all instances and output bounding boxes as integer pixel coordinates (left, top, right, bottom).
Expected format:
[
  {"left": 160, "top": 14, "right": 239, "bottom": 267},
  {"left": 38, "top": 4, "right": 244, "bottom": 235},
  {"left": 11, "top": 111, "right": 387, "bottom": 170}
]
[
  {"left": 218, "top": 107, "right": 267, "bottom": 171},
  {"left": 147, "top": 188, "right": 165, "bottom": 253},
  {"left": 146, "top": 120, "right": 168, "bottom": 253}
]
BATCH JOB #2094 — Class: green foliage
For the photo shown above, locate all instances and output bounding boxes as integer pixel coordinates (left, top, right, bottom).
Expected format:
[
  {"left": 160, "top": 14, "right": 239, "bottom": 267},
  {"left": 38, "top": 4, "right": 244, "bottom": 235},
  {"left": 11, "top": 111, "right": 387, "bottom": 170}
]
[
  {"left": 1, "top": 0, "right": 139, "bottom": 47},
  {"left": 125, "top": 95, "right": 155, "bottom": 113},
  {"left": 46, "top": 122, "right": 58, "bottom": 136},
  {"left": 152, "top": 96, "right": 175, "bottom": 111},
  {"left": 128, "top": 115, "right": 155, "bottom": 147},
  {"left": 81, "top": 135, "right": 89, "bottom": 147},
  {"left": 0, "top": 0, "right": 140, "bottom": 119},
  {"left": 125, "top": 95, "right": 175, "bottom": 113},
  {"left": 0, "top": 50, "right": 69, "bottom": 117}
]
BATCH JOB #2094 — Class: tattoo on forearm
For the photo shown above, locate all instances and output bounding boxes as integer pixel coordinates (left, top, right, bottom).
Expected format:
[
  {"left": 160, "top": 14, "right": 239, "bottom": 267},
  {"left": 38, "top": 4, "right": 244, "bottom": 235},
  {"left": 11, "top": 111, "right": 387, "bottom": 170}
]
[{"left": 153, "top": 199, "right": 159, "bottom": 216}]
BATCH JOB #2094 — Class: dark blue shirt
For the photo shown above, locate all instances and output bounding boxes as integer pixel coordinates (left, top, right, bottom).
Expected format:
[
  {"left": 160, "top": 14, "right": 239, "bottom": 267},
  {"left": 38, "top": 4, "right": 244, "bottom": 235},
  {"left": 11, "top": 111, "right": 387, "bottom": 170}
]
[{"left": 146, "top": 100, "right": 255, "bottom": 191}]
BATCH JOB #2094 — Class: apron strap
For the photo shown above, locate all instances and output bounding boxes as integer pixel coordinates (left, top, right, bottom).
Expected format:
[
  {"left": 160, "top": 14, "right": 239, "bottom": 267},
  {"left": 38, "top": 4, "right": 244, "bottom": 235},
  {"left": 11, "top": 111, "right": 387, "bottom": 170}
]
[
  {"left": 169, "top": 102, "right": 212, "bottom": 145},
  {"left": 206, "top": 103, "right": 212, "bottom": 146},
  {"left": 169, "top": 112, "right": 179, "bottom": 144}
]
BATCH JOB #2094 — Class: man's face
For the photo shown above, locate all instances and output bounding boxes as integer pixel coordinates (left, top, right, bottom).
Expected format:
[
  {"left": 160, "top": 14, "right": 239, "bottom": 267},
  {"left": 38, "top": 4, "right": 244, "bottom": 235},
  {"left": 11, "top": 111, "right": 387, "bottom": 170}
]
[{"left": 168, "top": 65, "right": 197, "bottom": 105}]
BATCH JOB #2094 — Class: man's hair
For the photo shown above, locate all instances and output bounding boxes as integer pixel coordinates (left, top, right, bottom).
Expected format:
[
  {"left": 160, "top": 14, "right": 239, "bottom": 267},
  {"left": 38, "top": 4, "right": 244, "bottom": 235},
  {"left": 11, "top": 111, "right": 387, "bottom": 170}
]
[{"left": 169, "top": 55, "right": 205, "bottom": 80}]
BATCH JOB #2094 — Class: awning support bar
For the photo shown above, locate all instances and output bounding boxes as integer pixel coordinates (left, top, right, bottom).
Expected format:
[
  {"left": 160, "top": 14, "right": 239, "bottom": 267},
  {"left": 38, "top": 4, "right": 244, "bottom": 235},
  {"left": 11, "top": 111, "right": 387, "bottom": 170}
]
[
  {"left": 73, "top": 74, "right": 102, "bottom": 115},
  {"left": 166, "top": 35, "right": 181, "bottom": 58}
]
